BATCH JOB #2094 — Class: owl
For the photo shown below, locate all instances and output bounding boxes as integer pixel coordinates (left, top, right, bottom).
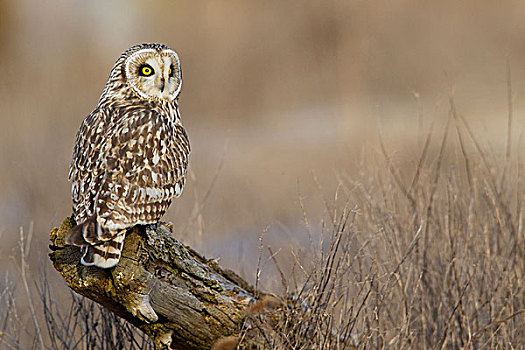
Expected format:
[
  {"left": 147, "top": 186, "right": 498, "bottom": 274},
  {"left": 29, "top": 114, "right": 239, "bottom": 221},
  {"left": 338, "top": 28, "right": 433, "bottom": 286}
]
[{"left": 66, "top": 43, "right": 190, "bottom": 269}]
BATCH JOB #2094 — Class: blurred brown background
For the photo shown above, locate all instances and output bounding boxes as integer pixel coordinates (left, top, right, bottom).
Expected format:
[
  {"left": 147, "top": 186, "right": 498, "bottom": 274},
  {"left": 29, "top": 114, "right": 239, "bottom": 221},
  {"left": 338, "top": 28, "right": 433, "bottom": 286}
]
[{"left": 1, "top": 0, "right": 524, "bottom": 276}]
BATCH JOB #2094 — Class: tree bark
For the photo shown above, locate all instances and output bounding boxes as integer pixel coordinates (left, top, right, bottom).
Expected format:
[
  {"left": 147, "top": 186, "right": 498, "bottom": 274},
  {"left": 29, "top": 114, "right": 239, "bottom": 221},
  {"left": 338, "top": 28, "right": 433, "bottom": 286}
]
[{"left": 48, "top": 217, "right": 256, "bottom": 350}]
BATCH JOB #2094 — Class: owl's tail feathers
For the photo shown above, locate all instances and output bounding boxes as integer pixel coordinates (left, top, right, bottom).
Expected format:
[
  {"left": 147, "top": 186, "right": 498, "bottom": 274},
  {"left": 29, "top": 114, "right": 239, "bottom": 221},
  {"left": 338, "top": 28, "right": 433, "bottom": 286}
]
[
  {"left": 66, "top": 218, "right": 97, "bottom": 247},
  {"left": 80, "top": 233, "right": 125, "bottom": 269},
  {"left": 66, "top": 216, "right": 126, "bottom": 269},
  {"left": 66, "top": 216, "right": 104, "bottom": 246}
]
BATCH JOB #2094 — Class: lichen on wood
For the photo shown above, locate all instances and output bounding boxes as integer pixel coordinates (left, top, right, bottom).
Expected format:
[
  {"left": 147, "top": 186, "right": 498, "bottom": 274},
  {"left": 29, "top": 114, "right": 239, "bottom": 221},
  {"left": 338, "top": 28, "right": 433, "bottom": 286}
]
[{"left": 49, "top": 217, "right": 256, "bottom": 349}]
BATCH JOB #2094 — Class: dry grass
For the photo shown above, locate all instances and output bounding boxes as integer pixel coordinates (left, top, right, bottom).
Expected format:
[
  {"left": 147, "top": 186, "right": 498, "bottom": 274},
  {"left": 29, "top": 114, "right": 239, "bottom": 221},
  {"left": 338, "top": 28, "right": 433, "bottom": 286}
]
[
  {"left": 236, "top": 100, "right": 525, "bottom": 349},
  {"left": 39, "top": 287, "right": 154, "bottom": 350}
]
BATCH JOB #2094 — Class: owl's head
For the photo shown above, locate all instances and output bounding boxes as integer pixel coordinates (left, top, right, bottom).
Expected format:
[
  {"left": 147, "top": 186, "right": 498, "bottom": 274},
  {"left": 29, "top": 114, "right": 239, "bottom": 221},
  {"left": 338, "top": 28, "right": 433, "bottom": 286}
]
[{"left": 109, "top": 43, "right": 182, "bottom": 102}]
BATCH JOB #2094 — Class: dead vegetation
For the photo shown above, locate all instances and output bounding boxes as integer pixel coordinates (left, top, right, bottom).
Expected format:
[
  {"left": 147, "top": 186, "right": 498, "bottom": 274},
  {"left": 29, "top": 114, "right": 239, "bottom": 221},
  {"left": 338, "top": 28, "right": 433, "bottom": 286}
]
[{"left": 234, "top": 98, "right": 525, "bottom": 348}]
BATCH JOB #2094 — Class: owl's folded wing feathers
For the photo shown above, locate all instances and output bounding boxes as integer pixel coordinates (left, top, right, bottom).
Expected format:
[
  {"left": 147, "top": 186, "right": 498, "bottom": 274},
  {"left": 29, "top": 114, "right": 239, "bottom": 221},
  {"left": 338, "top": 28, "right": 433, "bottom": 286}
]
[{"left": 67, "top": 107, "right": 190, "bottom": 247}]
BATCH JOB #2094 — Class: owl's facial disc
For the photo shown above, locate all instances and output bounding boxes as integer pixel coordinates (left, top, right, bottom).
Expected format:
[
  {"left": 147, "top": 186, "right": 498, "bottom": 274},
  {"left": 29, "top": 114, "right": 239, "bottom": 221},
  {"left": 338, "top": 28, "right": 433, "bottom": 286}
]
[{"left": 125, "top": 48, "right": 182, "bottom": 101}]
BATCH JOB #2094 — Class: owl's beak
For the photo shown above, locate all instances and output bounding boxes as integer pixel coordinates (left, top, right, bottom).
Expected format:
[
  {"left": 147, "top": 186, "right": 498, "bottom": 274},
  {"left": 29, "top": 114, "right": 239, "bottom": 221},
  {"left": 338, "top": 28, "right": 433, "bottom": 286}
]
[{"left": 159, "top": 77, "right": 165, "bottom": 93}]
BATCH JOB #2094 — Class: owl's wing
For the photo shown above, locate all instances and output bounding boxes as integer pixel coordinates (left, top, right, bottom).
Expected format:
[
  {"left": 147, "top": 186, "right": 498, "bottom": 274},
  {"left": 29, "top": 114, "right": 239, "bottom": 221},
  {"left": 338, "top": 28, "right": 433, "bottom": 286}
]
[
  {"left": 67, "top": 107, "right": 190, "bottom": 269},
  {"left": 69, "top": 107, "right": 190, "bottom": 227},
  {"left": 94, "top": 109, "right": 190, "bottom": 231},
  {"left": 69, "top": 107, "right": 111, "bottom": 223}
]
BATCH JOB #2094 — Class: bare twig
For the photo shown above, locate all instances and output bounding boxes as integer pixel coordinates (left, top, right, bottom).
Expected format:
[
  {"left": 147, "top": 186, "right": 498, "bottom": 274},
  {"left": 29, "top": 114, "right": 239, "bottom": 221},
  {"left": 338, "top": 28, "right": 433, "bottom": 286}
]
[{"left": 19, "top": 226, "right": 45, "bottom": 350}]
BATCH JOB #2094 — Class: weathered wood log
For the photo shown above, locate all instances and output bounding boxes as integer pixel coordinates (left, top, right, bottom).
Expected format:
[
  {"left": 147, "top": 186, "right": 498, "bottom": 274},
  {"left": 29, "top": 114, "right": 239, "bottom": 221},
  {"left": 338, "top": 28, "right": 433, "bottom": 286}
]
[{"left": 48, "top": 217, "right": 257, "bottom": 349}]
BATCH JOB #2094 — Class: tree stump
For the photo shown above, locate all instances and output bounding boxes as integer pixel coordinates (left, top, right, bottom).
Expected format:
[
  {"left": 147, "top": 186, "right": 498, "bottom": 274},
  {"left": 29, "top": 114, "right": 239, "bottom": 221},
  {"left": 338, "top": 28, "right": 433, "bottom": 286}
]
[{"left": 48, "top": 217, "right": 257, "bottom": 349}]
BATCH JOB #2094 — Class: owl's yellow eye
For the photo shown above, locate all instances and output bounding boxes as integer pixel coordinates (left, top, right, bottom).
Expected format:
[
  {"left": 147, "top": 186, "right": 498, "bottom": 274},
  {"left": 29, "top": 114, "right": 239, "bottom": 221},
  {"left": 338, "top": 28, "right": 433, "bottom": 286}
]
[
  {"left": 169, "top": 68, "right": 172, "bottom": 75},
  {"left": 168, "top": 65, "right": 175, "bottom": 77},
  {"left": 139, "top": 65, "right": 154, "bottom": 76}
]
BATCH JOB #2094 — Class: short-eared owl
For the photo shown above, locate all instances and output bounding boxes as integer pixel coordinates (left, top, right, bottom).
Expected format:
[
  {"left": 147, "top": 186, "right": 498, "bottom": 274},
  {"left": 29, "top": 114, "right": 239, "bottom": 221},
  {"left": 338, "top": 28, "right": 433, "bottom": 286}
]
[{"left": 66, "top": 43, "right": 190, "bottom": 268}]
